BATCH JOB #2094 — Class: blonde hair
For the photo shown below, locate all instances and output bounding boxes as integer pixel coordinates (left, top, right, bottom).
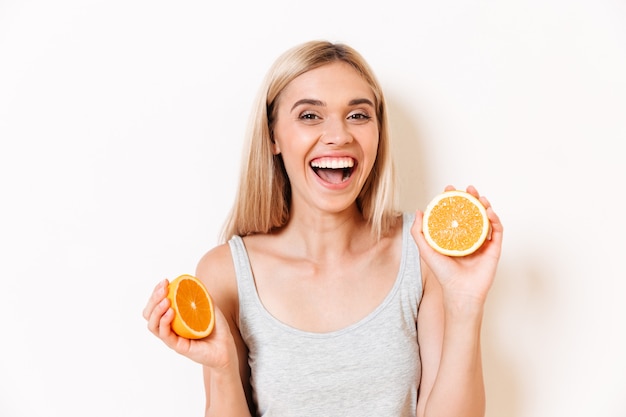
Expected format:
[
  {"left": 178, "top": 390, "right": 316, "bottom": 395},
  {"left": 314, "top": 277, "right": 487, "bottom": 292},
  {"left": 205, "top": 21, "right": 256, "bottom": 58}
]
[{"left": 220, "top": 40, "right": 398, "bottom": 242}]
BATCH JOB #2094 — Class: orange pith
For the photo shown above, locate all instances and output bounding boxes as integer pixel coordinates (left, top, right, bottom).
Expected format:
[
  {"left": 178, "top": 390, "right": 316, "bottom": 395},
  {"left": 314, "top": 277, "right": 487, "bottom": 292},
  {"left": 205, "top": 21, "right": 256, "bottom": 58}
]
[
  {"left": 422, "top": 190, "right": 490, "bottom": 257},
  {"left": 167, "top": 274, "right": 215, "bottom": 339}
]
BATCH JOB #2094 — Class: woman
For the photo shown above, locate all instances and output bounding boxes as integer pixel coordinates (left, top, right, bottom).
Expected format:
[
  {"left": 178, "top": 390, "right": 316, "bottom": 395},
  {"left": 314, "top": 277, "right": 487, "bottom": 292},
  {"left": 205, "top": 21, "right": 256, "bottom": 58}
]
[{"left": 143, "top": 40, "right": 503, "bottom": 417}]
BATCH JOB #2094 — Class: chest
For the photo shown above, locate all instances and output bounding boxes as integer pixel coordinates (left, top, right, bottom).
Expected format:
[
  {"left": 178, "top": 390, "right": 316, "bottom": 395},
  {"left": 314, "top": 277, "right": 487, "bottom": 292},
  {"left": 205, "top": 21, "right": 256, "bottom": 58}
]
[
  {"left": 243, "top": 269, "right": 421, "bottom": 417},
  {"left": 248, "top": 245, "right": 401, "bottom": 333}
]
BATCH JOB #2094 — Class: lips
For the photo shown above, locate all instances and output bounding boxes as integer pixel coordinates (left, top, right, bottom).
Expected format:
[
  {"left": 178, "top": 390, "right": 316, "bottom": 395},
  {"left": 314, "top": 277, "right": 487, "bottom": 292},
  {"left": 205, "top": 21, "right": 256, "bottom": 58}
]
[{"left": 310, "top": 156, "right": 356, "bottom": 184}]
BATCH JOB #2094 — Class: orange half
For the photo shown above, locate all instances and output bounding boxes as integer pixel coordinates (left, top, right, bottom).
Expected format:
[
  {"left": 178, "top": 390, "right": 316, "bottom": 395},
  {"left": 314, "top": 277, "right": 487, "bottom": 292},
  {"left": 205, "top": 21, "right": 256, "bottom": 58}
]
[
  {"left": 166, "top": 274, "right": 215, "bottom": 339},
  {"left": 422, "top": 190, "right": 490, "bottom": 257}
]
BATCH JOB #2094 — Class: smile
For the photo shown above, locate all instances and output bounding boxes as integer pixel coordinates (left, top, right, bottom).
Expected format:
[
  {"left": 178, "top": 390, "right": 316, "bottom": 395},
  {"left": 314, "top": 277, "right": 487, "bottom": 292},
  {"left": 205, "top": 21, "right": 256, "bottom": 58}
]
[{"left": 310, "top": 157, "right": 356, "bottom": 184}]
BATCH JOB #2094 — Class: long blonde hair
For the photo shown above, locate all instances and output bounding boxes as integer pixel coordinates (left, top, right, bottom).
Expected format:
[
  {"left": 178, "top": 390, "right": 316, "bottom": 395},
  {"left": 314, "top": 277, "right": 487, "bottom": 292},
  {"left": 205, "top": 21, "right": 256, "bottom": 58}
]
[{"left": 220, "top": 40, "right": 398, "bottom": 242}]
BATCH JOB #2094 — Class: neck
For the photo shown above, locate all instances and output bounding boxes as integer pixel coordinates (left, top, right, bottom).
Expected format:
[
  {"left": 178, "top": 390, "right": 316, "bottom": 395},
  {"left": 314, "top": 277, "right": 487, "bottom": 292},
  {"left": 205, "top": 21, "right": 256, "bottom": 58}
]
[{"left": 277, "top": 204, "right": 372, "bottom": 262}]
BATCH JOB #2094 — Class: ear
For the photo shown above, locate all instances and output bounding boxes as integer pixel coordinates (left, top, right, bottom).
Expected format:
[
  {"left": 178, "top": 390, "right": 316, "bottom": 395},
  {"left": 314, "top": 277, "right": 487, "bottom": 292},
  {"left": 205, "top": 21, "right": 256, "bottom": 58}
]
[{"left": 271, "top": 136, "right": 281, "bottom": 155}]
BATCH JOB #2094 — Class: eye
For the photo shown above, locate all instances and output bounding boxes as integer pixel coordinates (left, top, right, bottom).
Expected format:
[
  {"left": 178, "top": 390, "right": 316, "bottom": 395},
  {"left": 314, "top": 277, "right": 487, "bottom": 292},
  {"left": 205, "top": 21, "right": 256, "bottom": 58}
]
[
  {"left": 299, "top": 111, "right": 320, "bottom": 120},
  {"left": 347, "top": 112, "right": 372, "bottom": 122}
]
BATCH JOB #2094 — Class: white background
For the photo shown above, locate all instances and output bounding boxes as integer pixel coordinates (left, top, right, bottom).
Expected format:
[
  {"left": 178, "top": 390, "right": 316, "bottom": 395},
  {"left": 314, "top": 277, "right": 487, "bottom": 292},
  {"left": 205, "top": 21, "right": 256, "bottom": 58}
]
[{"left": 1, "top": 1, "right": 625, "bottom": 416}]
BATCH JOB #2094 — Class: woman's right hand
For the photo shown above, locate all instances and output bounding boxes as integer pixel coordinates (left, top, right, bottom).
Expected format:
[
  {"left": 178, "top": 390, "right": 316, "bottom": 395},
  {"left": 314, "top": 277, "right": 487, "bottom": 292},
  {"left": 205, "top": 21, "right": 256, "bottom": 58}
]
[{"left": 142, "top": 279, "right": 238, "bottom": 372}]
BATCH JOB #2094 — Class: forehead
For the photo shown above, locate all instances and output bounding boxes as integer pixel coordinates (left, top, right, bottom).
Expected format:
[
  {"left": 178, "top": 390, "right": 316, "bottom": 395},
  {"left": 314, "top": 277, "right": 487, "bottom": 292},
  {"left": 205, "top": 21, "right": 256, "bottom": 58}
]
[{"left": 279, "top": 62, "right": 375, "bottom": 106}]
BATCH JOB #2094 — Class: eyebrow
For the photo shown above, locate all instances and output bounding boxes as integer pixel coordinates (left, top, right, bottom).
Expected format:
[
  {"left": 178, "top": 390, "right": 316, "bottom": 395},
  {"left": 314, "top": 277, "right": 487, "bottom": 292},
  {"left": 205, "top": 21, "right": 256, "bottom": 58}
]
[
  {"left": 291, "top": 99, "right": 324, "bottom": 111},
  {"left": 290, "top": 97, "right": 375, "bottom": 112},
  {"left": 348, "top": 98, "right": 375, "bottom": 107}
]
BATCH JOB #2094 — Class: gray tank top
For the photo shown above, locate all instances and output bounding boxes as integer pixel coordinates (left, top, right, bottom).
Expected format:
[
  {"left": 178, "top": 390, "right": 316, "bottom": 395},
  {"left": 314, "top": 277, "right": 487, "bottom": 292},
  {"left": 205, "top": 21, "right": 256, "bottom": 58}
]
[{"left": 229, "top": 212, "right": 423, "bottom": 416}]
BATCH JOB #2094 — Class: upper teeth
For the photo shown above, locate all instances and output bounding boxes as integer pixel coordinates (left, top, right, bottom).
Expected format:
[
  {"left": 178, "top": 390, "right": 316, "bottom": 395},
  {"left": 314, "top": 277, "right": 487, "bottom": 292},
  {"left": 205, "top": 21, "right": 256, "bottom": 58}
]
[{"left": 311, "top": 157, "right": 354, "bottom": 169}]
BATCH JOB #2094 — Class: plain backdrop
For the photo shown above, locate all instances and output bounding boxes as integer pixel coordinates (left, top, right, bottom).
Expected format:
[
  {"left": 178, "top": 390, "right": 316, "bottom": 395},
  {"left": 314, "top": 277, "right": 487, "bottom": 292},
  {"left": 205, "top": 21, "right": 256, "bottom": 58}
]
[{"left": 1, "top": 1, "right": 625, "bottom": 416}]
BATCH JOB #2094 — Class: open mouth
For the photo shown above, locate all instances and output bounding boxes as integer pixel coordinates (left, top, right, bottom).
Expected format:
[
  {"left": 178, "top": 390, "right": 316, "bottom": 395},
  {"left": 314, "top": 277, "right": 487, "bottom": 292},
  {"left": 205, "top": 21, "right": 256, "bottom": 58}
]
[{"left": 310, "top": 157, "right": 356, "bottom": 184}]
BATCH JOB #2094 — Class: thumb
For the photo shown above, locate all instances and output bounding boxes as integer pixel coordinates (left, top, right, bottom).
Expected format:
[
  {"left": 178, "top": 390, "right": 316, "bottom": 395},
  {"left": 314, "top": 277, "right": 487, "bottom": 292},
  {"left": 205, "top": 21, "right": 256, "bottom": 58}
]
[
  {"left": 410, "top": 209, "right": 426, "bottom": 248},
  {"left": 410, "top": 210, "right": 440, "bottom": 261}
]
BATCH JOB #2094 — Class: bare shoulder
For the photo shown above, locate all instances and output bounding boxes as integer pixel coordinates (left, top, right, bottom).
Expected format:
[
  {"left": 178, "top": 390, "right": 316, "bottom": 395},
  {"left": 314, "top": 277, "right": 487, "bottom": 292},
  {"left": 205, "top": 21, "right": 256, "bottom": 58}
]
[
  {"left": 195, "top": 242, "right": 238, "bottom": 318},
  {"left": 196, "top": 242, "right": 234, "bottom": 283}
]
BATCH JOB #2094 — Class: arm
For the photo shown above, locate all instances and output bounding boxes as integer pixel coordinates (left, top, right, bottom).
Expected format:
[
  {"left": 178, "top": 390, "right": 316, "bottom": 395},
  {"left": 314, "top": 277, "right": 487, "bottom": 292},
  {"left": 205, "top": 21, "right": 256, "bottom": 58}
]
[
  {"left": 413, "top": 185, "right": 503, "bottom": 417},
  {"left": 196, "top": 244, "right": 254, "bottom": 417},
  {"left": 143, "top": 243, "right": 253, "bottom": 416},
  {"left": 415, "top": 262, "right": 487, "bottom": 417}
]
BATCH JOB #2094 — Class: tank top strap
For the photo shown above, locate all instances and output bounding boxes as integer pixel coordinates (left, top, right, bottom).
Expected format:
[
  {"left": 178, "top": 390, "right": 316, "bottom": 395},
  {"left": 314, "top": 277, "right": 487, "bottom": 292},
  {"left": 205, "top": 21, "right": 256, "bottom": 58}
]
[{"left": 227, "top": 235, "right": 258, "bottom": 312}]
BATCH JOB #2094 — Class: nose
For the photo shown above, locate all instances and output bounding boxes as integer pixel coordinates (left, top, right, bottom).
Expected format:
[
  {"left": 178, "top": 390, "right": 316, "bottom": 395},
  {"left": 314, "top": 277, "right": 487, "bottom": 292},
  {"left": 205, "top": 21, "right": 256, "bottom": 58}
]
[{"left": 321, "top": 118, "right": 353, "bottom": 146}]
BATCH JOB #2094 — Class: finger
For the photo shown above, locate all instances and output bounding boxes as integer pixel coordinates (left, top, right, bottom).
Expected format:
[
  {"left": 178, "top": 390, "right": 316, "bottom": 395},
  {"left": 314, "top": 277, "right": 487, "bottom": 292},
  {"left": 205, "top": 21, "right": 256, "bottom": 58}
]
[
  {"left": 463, "top": 185, "right": 490, "bottom": 211},
  {"left": 486, "top": 205, "right": 503, "bottom": 235},
  {"left": 465, "top": 184, "right": 480, "bottom": 199},
  {"left": 157, "top": 306, "right": 180, "bottom": 347},
  {"left": 475, "top": 194, "right": 499, "bottom": 241},
  {"left": 482, "top": 206, "right": 504, "bottom": 252},
  {"left": 478, "top": 194, "right": 491, "bottom": 210},
  {"left": 142, "top": 279, "right": 167, "bottom": 320},
  {"left": 410, "top": 209, "right": 423, "bottom": 240},
  {"left": 444, "top": 184, "right": 456, "bottom": 192},
  {"left": 410, "top": 210, "right": 434, "bottom": 255},
  {"left": 142, "top": 279, "right": 169, "bottom": 320},
  {"left": 147, "top": 296, "right": 171, "bottom": 336},
  {"left": 160, "top": 309, "right": 203, "bottom": 357}
]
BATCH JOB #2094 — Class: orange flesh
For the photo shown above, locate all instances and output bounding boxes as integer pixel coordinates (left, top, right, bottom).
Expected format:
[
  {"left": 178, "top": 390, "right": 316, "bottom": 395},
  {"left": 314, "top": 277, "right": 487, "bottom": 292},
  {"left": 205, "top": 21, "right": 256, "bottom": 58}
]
[
  {"left": 175, "top": 279, "right": 212, "bottom": 332},
  {"left": 427, "top": 195, "right": 485, "bottom": 251}
]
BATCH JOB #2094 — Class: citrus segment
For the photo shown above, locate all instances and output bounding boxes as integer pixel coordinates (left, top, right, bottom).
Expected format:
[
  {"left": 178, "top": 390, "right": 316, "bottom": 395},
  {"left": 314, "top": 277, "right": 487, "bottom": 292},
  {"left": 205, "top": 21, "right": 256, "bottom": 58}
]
[
  {"left": 166, "top": 274, "right": 215, "bottom": 339},
  {"left": 422, "top": 190, "right": 490, "bottom": 257}
]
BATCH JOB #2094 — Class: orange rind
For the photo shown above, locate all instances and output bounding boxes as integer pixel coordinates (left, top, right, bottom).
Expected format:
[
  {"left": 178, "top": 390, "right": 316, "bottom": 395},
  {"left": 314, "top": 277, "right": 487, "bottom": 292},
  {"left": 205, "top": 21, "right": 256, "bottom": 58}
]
[
  {"left": 422, "top": 190, "right": 490, "bottom": 257},
  {"left": 166, "top": 274, "right": 215, "bottom": 339}
]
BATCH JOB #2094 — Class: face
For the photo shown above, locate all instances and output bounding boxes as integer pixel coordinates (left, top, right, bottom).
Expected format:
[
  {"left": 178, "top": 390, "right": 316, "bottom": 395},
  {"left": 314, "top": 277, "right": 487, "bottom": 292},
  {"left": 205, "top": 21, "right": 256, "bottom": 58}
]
[{"left": 271, "top": 62, "right": 379, "bottom": 216}]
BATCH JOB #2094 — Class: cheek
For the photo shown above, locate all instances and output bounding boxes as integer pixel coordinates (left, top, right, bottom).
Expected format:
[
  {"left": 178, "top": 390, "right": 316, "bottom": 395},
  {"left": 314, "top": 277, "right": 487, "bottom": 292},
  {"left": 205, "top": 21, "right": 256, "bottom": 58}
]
[
  {"left": 363, "top": 134, "right": 380, "bottom": 166},
  {"left": 274, "top": 140, "right": 306, "bottom": 178},
  {"left": 273, "top": 121, "right": 306, "bottom": 153}
]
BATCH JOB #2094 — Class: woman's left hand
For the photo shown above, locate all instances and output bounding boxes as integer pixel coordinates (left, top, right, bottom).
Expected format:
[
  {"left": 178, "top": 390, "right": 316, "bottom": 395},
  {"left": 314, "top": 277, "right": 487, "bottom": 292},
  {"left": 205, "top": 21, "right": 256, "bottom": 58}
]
[{"left": 411, "top": 185, "right": 504, "bottom": 306}]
